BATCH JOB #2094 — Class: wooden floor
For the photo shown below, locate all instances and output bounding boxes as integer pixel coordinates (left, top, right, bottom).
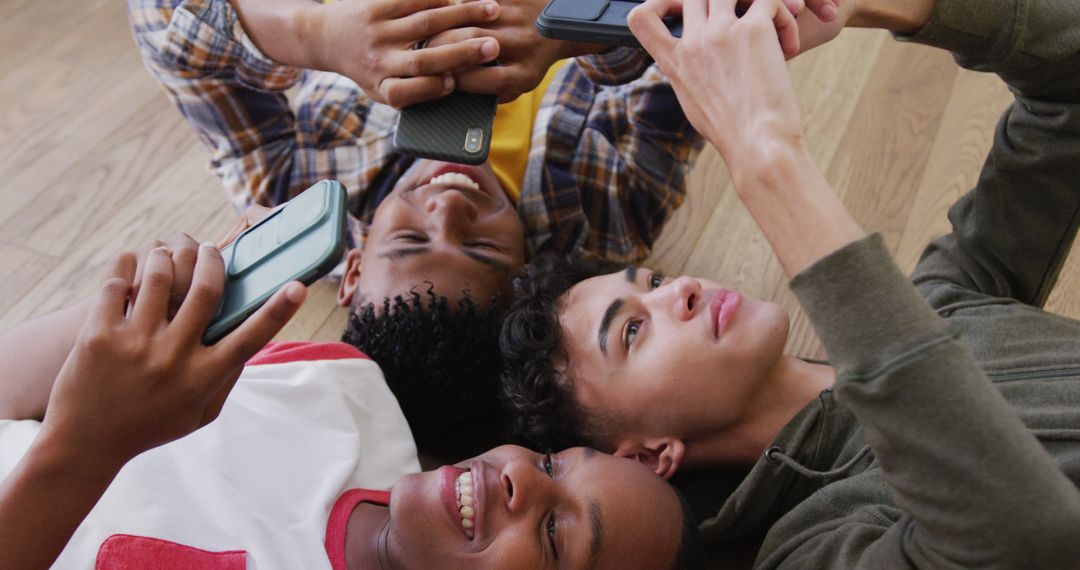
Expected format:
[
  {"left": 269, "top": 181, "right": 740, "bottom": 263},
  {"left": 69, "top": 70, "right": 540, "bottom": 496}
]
[{"left": 2, "top": 0, "right": 1078, "bottom": 362}]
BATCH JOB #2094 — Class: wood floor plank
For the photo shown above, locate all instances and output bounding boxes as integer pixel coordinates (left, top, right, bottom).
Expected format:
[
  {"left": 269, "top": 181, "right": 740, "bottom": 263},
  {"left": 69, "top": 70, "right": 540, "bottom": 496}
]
[
  {"left": 0, "top": 94, "right": 210, "bottom": 256},
  {"left": 0, "top": 145, "right": 232, "bottom": 332},
  {"left": 0, "top": 243, "right": 59, "bottom": 317},
  {"left": 893, "top": 70, "right": 1013, "bottom": 272},
  {"left": 272, "top": 280, "right": 344, "bottom": 342}
]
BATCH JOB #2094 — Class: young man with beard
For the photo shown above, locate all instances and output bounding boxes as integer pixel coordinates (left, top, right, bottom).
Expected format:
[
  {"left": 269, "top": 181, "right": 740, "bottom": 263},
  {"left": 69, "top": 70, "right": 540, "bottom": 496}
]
[{"left": 500, "top": 0, "right": 1080, "bottom": 566}]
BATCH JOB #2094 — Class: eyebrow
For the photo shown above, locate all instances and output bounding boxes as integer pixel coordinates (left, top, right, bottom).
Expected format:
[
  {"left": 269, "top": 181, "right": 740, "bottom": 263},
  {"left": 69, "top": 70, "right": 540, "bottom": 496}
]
[
  {"left": 586, "top": 501, "right": 605, "bottom": 569},
  {"left": 378, "top": 246, "right": 510, "bottom": 272},
  {"left": 597, "top": 299, "right": 625, "bottom": 356}
]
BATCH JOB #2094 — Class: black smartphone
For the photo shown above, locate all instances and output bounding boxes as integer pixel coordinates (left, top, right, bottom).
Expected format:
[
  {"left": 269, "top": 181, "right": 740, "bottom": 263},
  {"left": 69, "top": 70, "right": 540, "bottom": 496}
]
[
  {"left": 203, "top": 180, "right": 348, "bottom": 344},
  {"left": 393, "top": 90, "right": 498, "bottom": 165},
  {"left": 536, "top": 0, "right": 682, "bottom": 47}
]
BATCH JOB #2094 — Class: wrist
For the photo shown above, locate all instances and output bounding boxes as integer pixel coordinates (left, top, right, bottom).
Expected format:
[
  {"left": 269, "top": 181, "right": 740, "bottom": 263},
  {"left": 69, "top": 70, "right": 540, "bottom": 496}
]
[
  {"left": 287, "top": 2, "right": 329, "bottom": 70},
  {"left": 728, "top": 139, "right": 813, "bottom": 199},
  {"left": 849, "top": 0, "right": 936, "bottom": 34},
  {"left": 29, "top": 427, "right": 126, "bottom": 487}
]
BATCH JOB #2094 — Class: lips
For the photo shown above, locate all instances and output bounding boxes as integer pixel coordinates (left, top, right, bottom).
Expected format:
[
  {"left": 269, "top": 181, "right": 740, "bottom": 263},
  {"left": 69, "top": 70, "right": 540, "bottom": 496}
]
[
  {"left": 427, "top": 164, "right": 490, "bottom": 196},
  {"left": 708, "top": 289, "right": 742, "bottom": 339}
]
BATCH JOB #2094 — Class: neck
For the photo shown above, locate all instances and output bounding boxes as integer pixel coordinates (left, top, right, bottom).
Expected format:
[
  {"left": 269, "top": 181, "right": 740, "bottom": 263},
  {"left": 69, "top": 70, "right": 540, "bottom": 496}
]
[
  {"left": 345, "top": 502, "right": 391, "bottom": 570},
  {"left": 683, "top": 355, "right": 834, "bottom": 468}
]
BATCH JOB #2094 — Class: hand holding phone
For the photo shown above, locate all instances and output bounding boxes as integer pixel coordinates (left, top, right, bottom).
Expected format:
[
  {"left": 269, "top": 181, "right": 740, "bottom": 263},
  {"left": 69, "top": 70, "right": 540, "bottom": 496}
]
[
  {"left": 537, "top": 0, "right": 683, "bottom": 47},
  {"left": 204, "top": 180, "right": 348, "bottom": 343}
]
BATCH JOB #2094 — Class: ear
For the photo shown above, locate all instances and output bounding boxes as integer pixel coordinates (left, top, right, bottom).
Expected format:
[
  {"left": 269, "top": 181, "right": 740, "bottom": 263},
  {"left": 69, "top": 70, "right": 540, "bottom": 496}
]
[
  {"left": 337, "top": 248, "right": 363, "bottom": 307},
  {"left": 613, "top": 437, "right": 685, "bottom": 480}
]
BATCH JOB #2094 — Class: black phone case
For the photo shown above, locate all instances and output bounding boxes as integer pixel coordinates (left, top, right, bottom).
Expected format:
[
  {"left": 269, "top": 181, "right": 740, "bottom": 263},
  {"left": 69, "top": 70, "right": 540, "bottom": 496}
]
[
  {"left": 536, "top": 0, "right": 682, "bottom": 47},
  {"left": 393, "top": 91, "right": 498, "bottom": 165}
]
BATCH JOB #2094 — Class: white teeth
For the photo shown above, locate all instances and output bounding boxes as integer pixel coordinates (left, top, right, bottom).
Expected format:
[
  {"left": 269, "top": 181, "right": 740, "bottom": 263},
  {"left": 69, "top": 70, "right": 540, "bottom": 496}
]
[
  {"left": 429, "top": 172, "right": 481, "bottom": 192},
  {"left": 455, "top": 471, "right": 476, "bottom": 539}
]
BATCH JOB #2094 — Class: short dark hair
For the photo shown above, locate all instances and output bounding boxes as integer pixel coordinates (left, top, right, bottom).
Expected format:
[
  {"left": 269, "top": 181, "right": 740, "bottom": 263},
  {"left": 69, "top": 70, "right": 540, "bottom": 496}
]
[
  {"left": 342, "top": 285, "right": 510, "bottom": 461},
  {"left": 499, "top": 253, "right": 628, "bottom": 451},
  {"left": 672, "top": 488, "right": 707, "bottom": 570}
]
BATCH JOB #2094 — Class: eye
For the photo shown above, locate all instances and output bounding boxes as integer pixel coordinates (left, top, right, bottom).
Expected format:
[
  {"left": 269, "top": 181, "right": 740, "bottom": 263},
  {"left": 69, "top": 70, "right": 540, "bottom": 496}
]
[
  {"left": 623, "top": 319, "right": 642, "bottom": 350},
  {"left": 541, "top": 453, "right": 554, "bottom": 477},
  {"left": 395, "top": 232, "right": 428, "bottom": 243},
  {"left": 466, "top": 241, "right": 500, "bottom": 251},
  {"left": 546, "top": 515, "right": 558, "bottom": 557},
  {"left": 648, "top": 271, "right": 665, "bottom": 290}
]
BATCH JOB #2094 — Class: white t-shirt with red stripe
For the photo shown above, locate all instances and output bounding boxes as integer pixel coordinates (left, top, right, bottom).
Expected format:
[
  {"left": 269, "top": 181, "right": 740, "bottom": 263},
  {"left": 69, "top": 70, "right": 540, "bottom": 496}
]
[{"left": 0, "top": 342, "right": 420, "bottom": 569}]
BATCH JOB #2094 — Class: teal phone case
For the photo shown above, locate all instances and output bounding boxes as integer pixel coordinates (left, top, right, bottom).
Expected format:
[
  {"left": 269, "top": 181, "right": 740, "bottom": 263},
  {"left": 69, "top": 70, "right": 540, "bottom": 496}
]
[{"left": 203, "top": 180, "right": 348, "bottom": 344}]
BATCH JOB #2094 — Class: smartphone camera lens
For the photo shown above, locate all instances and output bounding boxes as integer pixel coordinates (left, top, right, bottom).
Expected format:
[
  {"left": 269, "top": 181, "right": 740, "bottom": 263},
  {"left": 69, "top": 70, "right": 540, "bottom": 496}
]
[{"left": 464, "top": 128, "right": 484, "bottom": 154}]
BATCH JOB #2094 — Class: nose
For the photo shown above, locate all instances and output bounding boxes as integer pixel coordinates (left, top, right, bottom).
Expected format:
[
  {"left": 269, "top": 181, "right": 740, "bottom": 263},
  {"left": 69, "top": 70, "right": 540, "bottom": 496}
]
[
  {"left": 500, "top": 458, "right": 555, "bottom": 516},
  {"left": 425, "top": 189, "right": 479, "bottom": 227},
  {"left": 646, "top": 275, "right": 701, "bottom": 321}
]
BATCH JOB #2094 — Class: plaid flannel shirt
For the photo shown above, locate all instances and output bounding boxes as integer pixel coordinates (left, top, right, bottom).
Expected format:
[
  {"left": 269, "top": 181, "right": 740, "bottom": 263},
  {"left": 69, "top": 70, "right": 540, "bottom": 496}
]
[{"left": 128, "top": 0, "right": 703, "bottom": 263}]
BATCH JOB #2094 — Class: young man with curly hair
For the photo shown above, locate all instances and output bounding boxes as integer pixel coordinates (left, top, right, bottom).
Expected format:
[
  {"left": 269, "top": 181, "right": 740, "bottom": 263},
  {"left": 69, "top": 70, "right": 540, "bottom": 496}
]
[
  {"left": 0, "top": 235, "right": 707, "bottom": 569},
  {"left": 501, "top": 0, "right": 1080, "bottom": 566},
  {"left": 127, "top": 0, "right": 709, "bottom": 458}
]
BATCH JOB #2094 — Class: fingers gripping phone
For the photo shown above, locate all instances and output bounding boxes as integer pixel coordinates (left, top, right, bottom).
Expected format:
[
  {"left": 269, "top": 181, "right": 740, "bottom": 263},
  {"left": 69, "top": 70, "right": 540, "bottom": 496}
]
[
  {"left": 203, "top": 180, "right": 348, "bottom": 344},
  {"left": 536, "top": 0, "right": 683, "bottom": 47}
]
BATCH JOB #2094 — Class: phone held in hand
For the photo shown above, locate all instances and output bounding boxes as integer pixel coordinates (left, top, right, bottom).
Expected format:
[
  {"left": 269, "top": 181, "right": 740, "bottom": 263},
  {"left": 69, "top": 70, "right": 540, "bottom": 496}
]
[
  {"left": 393, "top": 90, "right": 498, "bottom": 166},
  {"left": 203, "top": 180, "right": 348, "bottom": 344},
  {"left": 536, "top": 0, "right": 683, "bottom": 47}
]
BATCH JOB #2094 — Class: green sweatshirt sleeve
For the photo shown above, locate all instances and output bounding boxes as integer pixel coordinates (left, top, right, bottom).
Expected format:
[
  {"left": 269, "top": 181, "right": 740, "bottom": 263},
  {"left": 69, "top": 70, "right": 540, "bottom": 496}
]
[
  {"left": 787, "top": 234, "right": 1080, "bottom": 569},
  {"left": 773, "top": 0, "right": 1080, "bottom": 565},
  {"left": 903, "top": 0, "right": 1080, "bottom": 309}
]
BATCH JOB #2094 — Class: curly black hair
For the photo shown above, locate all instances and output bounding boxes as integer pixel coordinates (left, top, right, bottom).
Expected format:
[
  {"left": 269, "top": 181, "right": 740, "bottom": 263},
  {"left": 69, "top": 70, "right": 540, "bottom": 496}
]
[
  {"left": 342, "top": 285, "right": 511, "bottom": 461},
  {"left": 499, "top": 253, "right": 629, "bottom": 451}
]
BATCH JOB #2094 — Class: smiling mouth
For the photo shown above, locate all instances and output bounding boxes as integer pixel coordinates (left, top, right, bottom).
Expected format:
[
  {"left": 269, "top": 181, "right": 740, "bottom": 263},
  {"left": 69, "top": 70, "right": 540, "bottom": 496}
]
[
  {"left": 429, "top": 171, "right": 481, "bottom": 192},
  {"left": 455, "top": 470, "right": 477, "bottom": 540}
]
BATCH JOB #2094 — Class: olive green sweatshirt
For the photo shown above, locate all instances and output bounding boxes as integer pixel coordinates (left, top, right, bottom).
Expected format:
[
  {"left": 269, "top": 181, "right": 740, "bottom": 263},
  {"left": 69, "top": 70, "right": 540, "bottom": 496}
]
[{"left": 698, "top": 0, "right": 1080, "bottom": 567}]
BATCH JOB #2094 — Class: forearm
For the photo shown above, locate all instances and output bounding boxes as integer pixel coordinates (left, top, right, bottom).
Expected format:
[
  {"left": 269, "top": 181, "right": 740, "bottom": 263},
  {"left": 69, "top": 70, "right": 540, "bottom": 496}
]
[
  {"left": 730, "top": 143, "right": 864, "bottom": 278},
  {"left": 0, "top": 300, "right": 91, "bottom": 420},
  {"left": 0, "top": 431, "right": 123, "bottom": 569},
  {"left": 849, "top": 0, "right": 936, "bottom": 34},
  {"left": 230, "top": 0, "right": 325, "bottom": 70}
]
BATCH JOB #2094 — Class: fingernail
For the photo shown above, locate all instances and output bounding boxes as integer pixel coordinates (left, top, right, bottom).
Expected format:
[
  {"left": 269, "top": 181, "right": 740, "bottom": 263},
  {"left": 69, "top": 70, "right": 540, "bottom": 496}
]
[
  {"left": 822, "top": 2, "right": 837, "bottom": 20},
  {"left": 285, "top": 283, "right": 306, "bottom": 304},
  {"left": 484, "top": 1, "right": 498, "bottom": 17},
  {"left": 481, "top": 38, "right": 498, "bottom": 59},
  {"left": 443, "top": 74, "right": 455, "bottom": 92},
  {"left": 154, "top": 246, "right": 172, "bottom": 255}
]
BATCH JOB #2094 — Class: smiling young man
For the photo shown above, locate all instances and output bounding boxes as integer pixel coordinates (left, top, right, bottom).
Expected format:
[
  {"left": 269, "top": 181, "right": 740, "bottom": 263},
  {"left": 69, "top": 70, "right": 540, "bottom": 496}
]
[
  {"left": 0, "top": 239, "right": 702, "bottom": 569},
  {"left": 128, "top": 0, "right": 702, "bottom": 458},
  {"left": 501, "top": 0, "right": 1080, "bottom": 565}
]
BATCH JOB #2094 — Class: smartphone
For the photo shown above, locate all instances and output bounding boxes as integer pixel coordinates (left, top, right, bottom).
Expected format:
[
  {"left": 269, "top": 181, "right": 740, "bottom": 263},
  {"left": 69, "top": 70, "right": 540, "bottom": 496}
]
[
  {"left": 203, "top": 180, "right": 348, "bottom": 344},
  {"left": 393, "top": 90, "right": 498, "bottom": 165},
  {"left": 536, "top": 0, "right": 682, "bottom": 47}
]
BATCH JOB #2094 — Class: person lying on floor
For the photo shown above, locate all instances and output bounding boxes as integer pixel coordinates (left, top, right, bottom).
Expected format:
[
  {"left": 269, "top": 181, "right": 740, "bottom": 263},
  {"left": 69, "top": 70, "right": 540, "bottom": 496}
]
[
  {"left": 0, "top": 237, "right": 704, "bottom": 569},
  {"left": 499, "top": 0, "right": 1080, "bottom": 566}
]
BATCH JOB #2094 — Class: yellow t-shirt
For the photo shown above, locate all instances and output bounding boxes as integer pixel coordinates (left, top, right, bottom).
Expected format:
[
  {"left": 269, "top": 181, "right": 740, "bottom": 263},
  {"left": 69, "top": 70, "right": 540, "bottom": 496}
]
[{"left": 488, "top": 60, "right": 569, "bottom": 203}]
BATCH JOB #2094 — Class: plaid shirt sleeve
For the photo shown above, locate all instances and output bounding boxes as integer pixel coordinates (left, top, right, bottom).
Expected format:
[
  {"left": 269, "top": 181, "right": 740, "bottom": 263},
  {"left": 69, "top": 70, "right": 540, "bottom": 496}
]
[
  {"left": 128, "top": 0, "right": 399, "bottom": 246},
  {"left": 520, "top": 57, "right": 704, "bottom": 264},
  {"left": 574, "top": 47, "right": 655, "bottom": 86}
]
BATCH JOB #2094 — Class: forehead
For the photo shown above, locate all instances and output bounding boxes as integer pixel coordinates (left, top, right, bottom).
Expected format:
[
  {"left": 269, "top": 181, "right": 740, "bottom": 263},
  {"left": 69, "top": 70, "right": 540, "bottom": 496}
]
[
  {"left": 573, "top": 451, "right": 681, "bottom": 568},
  {"left": 560, "top": 269, "right": 641, "bottom": 357},
  {"left": 360, "top": 248, "right": 510, "bottom": 306}
]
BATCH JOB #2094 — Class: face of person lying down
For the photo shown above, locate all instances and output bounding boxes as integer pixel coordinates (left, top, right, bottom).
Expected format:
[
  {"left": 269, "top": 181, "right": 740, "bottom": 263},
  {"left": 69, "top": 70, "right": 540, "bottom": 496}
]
[
  {"left": 384, "top": 445, "right": 684, "bottom": 569},
  {"left": 349, "top": 160, "right": 525, "bottom": 311}
]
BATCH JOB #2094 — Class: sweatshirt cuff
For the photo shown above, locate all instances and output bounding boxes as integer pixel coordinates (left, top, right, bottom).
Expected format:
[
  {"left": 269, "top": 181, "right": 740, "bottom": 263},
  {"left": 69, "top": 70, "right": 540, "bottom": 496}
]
[
  {"left": 892, "top": 0, "right": 1020, "bottom": 68},
  {"left": 575, "top": 47, "right": 653, "bottom": 86},
  {"left": 164, "top": 0, "right": 301, "bottom": 91},
  {"left": 788, "top": 234, "right": 950, "bottom": 374}
]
